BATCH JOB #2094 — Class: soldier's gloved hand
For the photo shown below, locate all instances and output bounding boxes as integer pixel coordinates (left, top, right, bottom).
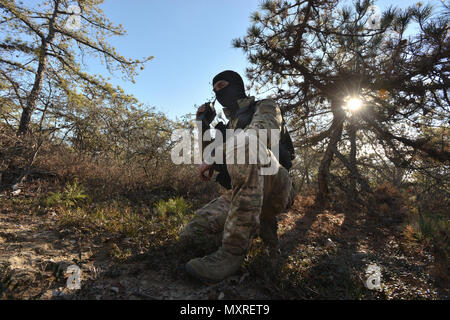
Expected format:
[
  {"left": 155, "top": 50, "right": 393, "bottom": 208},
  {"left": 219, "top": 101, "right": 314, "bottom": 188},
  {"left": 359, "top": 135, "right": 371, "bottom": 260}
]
[
  {"left": 198, "top": 162, "right": 214, "bottom": 181},
  {"left": 196, "top": 104, "right": 216, "bottom": 122}
]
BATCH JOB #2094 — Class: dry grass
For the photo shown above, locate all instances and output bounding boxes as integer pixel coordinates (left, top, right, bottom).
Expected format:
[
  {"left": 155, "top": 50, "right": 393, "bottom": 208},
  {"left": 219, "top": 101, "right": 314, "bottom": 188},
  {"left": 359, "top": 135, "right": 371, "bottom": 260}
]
[
  {"left": 1, "top": 134, "right": 447, "bottom": 299},
  {"left": 25, "top": 143, "right": 220, "bottom": 203}
]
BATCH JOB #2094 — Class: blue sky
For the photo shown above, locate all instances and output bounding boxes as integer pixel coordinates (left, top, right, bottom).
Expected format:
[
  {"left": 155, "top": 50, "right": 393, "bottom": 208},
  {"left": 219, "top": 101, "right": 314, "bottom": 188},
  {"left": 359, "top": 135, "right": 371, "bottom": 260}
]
[
  {"left": 92, "top": 0, "right": 262, "bottom": 120},
  {"left": 88, "top": 0, "right": 444, "bottom": 120}
]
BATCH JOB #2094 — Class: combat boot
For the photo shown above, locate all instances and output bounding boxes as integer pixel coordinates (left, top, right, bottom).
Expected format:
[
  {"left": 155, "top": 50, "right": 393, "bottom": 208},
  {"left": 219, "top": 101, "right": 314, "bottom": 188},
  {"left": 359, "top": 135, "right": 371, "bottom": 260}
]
[
  {"left": 185, "top": 248, "right": 244, "bottom": 283},
  {"left": 260, "top": 215, "right": 280, "bottom": 256}
]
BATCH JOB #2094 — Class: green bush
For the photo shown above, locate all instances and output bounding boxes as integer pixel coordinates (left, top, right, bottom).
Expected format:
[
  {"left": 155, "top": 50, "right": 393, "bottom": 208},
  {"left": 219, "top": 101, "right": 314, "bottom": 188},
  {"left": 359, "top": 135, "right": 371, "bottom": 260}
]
[
  {"left": 417, "top": 212, "right": 449, "bottom": 246},
  {"left": 42, "top": 179, "right": 88, "bottom": 208},
  {"left": 154, "top": 197, "right": 191, "bottom": 219}
]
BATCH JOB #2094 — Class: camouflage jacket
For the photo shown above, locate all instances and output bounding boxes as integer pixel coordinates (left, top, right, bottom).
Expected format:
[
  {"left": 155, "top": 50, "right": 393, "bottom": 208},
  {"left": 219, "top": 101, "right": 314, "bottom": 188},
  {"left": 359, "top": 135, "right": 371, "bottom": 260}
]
[
  {"left": 203, "top": 97, "right": 287, "bottom": 189},
  {"left": 230, "top": 96, "right": 281, "bottom": 129},
  {"left": 201, "top": 96, "right": 283, "bottom": 154}
]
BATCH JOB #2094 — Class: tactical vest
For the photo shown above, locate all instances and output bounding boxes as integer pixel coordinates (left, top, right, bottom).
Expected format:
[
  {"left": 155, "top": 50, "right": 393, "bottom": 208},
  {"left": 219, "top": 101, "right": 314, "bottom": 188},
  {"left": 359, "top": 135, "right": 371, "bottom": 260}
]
[{"left": 213, "top": 100, "right": 295, "bottom": 189}]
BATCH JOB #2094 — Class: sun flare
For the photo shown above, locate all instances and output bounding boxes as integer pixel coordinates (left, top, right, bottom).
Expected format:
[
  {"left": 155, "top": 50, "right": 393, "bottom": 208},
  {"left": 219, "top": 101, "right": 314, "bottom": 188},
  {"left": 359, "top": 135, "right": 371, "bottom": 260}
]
[{"left": 346, "top": 97, "right": 363, "bottom": 112}]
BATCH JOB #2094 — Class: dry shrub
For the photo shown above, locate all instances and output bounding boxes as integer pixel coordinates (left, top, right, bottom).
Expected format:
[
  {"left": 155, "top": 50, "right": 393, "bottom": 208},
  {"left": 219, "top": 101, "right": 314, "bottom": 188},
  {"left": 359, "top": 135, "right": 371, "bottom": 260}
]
[
  {"left": 0, "top": 126, "right": 40, "bottom": 187},
  {"left": 370, "top": 183, "right": 409, "bottom": 221},
  {"left": 33, "top": 143, "right": 219, "bottom": 203},
  {"left": 0, "top": 125, "right": 16, "bottom": 171},
  {"left": 396, "top": 180, "right": 449, "bottom": 291}
]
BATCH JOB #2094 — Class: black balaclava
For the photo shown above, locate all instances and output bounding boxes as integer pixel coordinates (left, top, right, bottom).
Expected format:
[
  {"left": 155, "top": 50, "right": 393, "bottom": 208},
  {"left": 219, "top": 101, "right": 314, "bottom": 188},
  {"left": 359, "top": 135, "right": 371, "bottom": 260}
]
[{"left": 212, "top": 70, "right": 246, "bottom": 118}]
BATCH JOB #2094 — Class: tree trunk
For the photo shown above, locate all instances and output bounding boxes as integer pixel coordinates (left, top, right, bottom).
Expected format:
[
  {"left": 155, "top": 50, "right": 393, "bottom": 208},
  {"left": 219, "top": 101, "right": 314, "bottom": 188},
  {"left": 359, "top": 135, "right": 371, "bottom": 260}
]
[
  {"left": 17, "top": 44, "right": 49, "bottom": 135},
  {"left": 348, "top": 119, "right": 357, "bottom": 200},
  {"left": 316, "top": 101, "right": 344, "bottom": 205},
  {"left": 17, "top": 0, "right": 59, "bottom": 135}
]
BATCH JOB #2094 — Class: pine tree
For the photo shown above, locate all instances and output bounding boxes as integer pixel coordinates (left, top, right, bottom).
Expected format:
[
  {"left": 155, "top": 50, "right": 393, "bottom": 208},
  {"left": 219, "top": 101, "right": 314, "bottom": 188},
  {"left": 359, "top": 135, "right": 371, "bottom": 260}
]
[
  {"left": 0, "top": 0, "right": 153, "bottom": 135},
  {"left": 233, "top": 0, "right": 449, "bottom": 205},
  {"left": 0, "top": 0, "right": 153, "bottom": 188}
]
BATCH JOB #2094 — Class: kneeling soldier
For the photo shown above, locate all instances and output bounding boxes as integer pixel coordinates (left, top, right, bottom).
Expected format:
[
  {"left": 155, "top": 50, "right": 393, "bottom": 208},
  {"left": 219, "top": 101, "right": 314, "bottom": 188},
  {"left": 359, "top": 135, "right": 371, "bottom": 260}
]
[{"left": 180, "top": 70, "right": 295, "bottom": 283}]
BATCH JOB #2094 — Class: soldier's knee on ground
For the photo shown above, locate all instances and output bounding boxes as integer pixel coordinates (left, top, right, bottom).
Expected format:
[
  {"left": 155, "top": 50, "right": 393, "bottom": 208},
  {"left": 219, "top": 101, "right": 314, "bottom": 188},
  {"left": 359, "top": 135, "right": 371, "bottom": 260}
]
[
  {"left": 179, "top": 216, "right": 221, "bottom": 246},
  {"left": 179, "top": 195, "right": 230, "bottom": 247}
]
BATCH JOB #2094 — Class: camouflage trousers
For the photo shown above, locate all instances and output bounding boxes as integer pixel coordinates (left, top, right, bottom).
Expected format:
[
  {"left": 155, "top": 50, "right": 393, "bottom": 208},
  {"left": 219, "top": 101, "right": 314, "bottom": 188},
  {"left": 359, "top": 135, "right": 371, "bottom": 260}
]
[{"left": 180, "top": 149, "right": 293, "bottom": 256}]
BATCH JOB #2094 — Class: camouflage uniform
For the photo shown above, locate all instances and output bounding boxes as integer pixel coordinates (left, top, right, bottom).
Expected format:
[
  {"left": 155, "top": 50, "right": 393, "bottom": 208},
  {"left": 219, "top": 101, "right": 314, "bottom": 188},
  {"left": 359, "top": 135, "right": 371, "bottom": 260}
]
[{"left": 181, "top": 97, "right": 293, "bottom": 256}]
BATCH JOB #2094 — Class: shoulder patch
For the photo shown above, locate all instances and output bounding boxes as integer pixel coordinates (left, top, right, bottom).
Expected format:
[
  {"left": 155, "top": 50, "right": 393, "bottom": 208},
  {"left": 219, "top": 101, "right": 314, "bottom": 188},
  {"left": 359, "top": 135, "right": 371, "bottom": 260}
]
[
  {"left": 256, "top": 99, "right": 280, "bottom": 114},
  {"left": 257, "top": 99, "right": 277, "bottom": 106}
]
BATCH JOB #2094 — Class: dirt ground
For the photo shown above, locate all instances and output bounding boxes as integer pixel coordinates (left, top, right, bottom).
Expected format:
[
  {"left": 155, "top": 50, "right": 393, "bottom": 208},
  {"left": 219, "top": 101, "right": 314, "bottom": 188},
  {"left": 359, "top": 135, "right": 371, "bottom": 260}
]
[{"left": 0, "top": 192, "right": 447, "bottom": 300}]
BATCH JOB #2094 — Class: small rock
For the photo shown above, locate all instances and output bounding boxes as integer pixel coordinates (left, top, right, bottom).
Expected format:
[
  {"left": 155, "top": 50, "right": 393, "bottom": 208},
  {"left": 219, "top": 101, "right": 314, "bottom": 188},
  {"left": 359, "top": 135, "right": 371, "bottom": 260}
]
[
  {"left": 326, "top": 238, "right": 336, "bottom": 248},
  {"left": 218, "top": 292, "right": 225, "bottom": 300},
  {"left": 110, "top": 286, "right": 119, "bottom": 294},
  {"left": 52, "top": 288, "right": 66, "bottom": 298},
  {"left": 239, "top": 272, "right": 249, "bottom": 284}
]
